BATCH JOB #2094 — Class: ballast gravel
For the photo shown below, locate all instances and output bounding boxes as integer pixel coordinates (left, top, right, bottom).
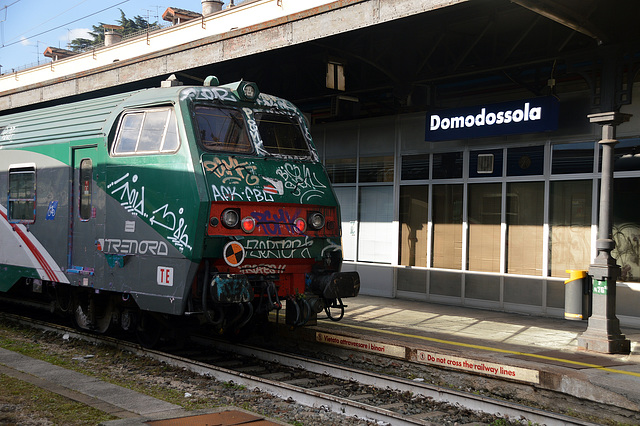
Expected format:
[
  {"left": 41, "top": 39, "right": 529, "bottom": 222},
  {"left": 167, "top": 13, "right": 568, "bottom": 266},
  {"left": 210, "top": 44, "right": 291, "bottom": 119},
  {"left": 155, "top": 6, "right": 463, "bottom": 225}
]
[{"left": 0, "top": 325, "right": 527, "bottom": 426}]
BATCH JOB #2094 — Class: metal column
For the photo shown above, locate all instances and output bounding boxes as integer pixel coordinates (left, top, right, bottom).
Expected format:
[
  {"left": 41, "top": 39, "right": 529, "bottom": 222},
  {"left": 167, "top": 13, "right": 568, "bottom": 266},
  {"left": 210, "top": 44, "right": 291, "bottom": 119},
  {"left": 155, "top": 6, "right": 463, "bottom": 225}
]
[{"left": 577, "top": 112, "right": 631, "bottom": 354}]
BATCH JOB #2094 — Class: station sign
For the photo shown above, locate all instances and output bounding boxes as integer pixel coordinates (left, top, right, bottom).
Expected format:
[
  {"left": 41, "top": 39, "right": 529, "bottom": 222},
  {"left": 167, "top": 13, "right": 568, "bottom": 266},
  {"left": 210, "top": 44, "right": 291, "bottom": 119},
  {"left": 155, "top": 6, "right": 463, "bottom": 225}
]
[
  {"left": 416, "top": 350, "right": 540, "bottom": 384},
  {"left": 316, "top": 332, "right": 406, "bottom": 358},
  {"left": 425, "top": 96, "right": 559, "bottom": 141}
]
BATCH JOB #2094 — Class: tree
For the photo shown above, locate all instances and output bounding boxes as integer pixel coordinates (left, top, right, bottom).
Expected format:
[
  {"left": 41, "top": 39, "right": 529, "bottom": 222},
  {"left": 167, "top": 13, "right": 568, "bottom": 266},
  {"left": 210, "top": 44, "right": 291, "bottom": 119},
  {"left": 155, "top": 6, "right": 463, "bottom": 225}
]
[
  {"left": 68, "top": 37, "right": 95, "bottom": 51},
  {"left": 68, "top": 9, "right": 160, "bottom": 51}
]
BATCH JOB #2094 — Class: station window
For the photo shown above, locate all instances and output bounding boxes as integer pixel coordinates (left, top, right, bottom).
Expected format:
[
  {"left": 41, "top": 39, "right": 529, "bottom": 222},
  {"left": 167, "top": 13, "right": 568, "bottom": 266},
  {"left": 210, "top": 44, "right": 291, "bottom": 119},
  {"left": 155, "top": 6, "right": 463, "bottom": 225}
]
[
  {"left": 467, "top": 183, "right": 501, "bottom": 272},
  {"left": 326, "top": 61, "right": 346, "bottom": 91},
  {"left": 401, "top": 154, "right": 430, "bottom": 180},
  {"left": 506, "top": 181, "right": 544, "bottom": 275},
  {"left": 506, "top": 145, "right": 544, "bottom": 176},
  {"left": 613, "top": 177, "right": 640, "bottom": 282},
  {"left": 552, "top": 142, "right": 594, "bottom": 174},
  {"left": 325, "top": 158, "right": 356, "bottom": 183},
  {"left": 359, "top": 156, "right": 394, "bottom": 183},
  {"left": 333, "top": 186, "right": 357, "bottom": 260},
  {"left": 548, "top": 180, "right": 592, "bottom": 277},
  {"left": 358, "top": 186, "right": 394, "bottom": 263},
  {"left": 399, "top": 185, "right": 428, "bottom": 267},
  {"left": 432, "top": 152, "right": 463, "bottom": 179},
  {"left": 613, "top": 138, "right": 640, "bottom": 172},
  {"left": 432, "top": 184, "right": 463, "bottom": 269},
  {"left": 8, "top": 166, "right": 36, "bottom": 223},
  {"left": 112, "top": 107, "right": 180, "bottom": 156}
]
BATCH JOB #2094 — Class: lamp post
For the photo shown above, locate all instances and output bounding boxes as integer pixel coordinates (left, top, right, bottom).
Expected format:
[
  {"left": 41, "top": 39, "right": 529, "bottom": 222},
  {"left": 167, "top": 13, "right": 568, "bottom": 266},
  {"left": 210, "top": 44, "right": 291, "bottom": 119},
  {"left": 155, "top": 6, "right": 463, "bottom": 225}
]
[{"left": 577, "top": 111, "right": 631, "bottom": 354}]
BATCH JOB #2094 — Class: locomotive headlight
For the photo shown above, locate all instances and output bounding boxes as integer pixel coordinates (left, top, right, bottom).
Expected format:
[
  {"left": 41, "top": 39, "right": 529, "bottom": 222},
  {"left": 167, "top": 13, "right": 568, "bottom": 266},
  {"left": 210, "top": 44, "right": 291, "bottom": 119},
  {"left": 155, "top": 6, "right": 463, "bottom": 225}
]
[
  {"left": 239, "top": 81, "right": 259, "bottom": 102},
  {"left": 308, "top": 211, "right": 325, "bottom": 230},
  {"left": 221, "top": 208, "right": 240, "bottom": 228},
  {"left": 293, "top": 217, "right": 307, "bottom": 234},
  {"left": 241, "top": 216, "right": 256, "bottom": 233},
  {"left": 243, "top": 84, "right": 256, "bottom": 99}
]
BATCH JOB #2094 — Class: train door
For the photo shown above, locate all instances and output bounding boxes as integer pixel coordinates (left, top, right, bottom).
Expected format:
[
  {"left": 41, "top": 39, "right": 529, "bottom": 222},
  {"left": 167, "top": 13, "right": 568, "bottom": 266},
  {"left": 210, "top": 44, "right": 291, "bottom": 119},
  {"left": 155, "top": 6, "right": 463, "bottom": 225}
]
[{"left": 70, "top": 146, "right": 102, "bottom": 287}]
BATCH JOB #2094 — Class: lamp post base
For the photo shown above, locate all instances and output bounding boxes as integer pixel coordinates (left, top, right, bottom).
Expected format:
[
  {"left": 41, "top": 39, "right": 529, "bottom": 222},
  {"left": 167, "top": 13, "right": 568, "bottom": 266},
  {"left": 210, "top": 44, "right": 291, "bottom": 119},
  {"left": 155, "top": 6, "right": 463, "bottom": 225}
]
[
  {"left": 578, "top": 331, "right": 630, "bottom": 354},
  {"left": 578, "top": 273, "right": 630, "bottom": 355}
]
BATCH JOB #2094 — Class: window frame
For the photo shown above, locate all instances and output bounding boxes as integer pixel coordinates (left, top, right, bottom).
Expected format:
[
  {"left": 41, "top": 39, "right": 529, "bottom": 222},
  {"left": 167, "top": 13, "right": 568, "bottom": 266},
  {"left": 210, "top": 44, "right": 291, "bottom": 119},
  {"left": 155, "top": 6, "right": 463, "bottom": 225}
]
[
  {"left": 254, "top": 110, "right": 313, "bottom": 159},
  {"left": 111, "top": 107, "right": 181, "bottom": 157},
  {"left": 193, "top": 105, "right": 254, "bottom": 155},
  {"left": 79, "top": 158, "right": 93, "bottom": 221},
  {"left": 8, "top": 164, "right": 37, "bottom": 224}
]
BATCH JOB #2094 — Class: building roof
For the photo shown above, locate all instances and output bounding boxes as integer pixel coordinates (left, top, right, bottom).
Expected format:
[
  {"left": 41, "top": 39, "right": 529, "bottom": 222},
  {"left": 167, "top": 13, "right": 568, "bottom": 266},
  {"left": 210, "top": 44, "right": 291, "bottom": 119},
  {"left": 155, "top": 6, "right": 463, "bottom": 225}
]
[
  {"left": 162, "top": 7, "right": 201, "bottom": 23},
  {"left": 43, "top": 47, "right": 77, "bottom": 60}
]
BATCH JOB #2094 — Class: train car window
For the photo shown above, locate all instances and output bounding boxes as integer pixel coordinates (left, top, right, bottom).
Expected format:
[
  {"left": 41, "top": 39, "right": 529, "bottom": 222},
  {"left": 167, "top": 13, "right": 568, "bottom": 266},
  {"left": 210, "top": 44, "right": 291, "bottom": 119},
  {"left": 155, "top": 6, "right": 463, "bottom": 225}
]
[
  {"left": 194, "top": 106, "right": 252, "bottom": 153},
  {"left": 137, "top": 110, "right": 168, "bottom": 152},
  {"left": 255, "top": 112, "right": 310, "bottom": 158},
  {"left": 112, "top": 107, "right": 180, "bottom": 156},
  {"left": 163, "top": 111, "right": 179, "bottom": 152},
  {"left": 114, "top": 113, "right": 144, "bottom": 154},
  {"left": 8, "top": 166, "right": 36, "bottom": 224},
  {"left": 79, "top": 159, "right": 92, "bottom": 221}
]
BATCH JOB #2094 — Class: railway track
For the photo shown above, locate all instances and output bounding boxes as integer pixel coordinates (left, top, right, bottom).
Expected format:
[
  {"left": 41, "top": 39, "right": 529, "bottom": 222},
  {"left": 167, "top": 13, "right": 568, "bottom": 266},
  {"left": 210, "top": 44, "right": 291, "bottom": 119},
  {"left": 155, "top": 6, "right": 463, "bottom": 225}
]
[{"left": 0, "top": 312, "right": 599, "bottom": 426}]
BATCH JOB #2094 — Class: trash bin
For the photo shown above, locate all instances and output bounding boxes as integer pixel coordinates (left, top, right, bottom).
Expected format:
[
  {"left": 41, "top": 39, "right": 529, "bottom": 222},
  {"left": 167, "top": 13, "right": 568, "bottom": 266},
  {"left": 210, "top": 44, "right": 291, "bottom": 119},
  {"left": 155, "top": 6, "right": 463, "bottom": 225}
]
[{"left": 564, "top": 269, "right": 591, "bottom": 320}]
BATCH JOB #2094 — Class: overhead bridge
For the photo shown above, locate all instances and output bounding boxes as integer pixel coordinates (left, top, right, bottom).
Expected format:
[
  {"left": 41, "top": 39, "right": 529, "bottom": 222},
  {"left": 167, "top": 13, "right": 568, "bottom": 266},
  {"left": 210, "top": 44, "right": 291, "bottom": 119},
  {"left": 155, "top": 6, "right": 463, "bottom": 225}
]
[{"left": 0, "top": 0, "right": 463, "bottom": 113}]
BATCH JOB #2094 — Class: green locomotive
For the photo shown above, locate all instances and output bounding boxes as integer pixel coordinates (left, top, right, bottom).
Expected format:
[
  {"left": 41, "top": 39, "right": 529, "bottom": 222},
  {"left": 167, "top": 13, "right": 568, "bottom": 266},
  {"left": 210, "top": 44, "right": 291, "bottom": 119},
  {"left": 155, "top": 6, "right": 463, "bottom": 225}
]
[{"left": 0, "top": 75, "right": 359, "bottom": 343}]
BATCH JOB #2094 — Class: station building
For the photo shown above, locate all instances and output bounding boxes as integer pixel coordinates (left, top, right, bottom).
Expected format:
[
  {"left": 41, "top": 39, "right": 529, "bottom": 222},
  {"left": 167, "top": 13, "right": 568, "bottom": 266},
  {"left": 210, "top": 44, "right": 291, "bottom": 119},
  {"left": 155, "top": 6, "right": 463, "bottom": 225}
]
[
  {"left": 312, "top": 85, "right": 640, "bottom": 327},
  {"left": 301, "top": 1, "right": 640, "bottom": 327}
]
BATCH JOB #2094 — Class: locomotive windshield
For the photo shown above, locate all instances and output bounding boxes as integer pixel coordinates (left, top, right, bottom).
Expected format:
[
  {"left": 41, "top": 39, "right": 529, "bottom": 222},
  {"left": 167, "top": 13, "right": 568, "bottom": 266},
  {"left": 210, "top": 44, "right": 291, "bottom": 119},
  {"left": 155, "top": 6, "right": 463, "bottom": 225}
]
[
  {"left": 194, "top": 105, "right": 311, "bottom": 158},
  {"left": 194, "top": 106, "right": 253, "bottom": 153}
]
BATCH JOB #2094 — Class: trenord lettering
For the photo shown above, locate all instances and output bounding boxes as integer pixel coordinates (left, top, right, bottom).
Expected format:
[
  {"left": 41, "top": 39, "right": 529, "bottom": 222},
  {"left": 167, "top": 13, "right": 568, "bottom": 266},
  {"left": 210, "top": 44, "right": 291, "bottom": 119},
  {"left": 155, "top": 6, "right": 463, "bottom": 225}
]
[{"left": 430, "top": 103, "right": 542, "bottom": 131}]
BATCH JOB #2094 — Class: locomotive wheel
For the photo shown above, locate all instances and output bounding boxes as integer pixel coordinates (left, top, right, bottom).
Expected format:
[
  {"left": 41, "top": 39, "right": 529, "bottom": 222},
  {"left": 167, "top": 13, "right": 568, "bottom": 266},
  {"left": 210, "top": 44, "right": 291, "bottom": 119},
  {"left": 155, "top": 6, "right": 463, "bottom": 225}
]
[
  {"left": 72, "top": 293, "right": 113, "bottom": 333},
  {"left": 73, "top": 303, "right": 91, "bottom": 330},
  {"left": 135, "top": 312, "right": 163, "bottom": 348}
]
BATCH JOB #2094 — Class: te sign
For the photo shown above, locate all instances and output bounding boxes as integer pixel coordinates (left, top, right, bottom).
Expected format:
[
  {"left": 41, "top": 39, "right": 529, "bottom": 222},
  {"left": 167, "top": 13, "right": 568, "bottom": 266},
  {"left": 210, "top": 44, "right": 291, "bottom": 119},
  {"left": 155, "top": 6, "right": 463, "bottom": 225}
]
[{"left": 157, "top": 266, "right": 174, "bottom": 286}]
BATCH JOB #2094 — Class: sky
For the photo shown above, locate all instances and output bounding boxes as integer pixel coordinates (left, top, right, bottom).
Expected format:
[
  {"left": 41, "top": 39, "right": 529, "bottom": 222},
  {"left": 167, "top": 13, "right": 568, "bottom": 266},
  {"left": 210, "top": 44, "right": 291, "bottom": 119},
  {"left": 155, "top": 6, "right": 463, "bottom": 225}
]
[{"left": 0, "top": 0, "right": 231, "bottom": 73}]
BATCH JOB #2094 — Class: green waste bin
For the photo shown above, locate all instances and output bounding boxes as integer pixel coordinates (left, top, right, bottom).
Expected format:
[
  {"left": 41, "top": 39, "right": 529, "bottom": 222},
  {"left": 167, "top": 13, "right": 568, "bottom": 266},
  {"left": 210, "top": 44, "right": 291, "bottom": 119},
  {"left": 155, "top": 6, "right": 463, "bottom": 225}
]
[{"left": 564, "top": 269, "right": 591, "bottom": 320}]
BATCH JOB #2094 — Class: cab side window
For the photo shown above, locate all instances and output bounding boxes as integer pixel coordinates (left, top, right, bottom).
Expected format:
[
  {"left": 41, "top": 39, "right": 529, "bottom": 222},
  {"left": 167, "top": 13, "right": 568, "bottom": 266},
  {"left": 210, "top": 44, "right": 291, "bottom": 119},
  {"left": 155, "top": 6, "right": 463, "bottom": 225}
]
[
  {"left": 112, "top": 107, "right": 180, "bottom": 156},
  {"left": 8, "top": 166, "right": 36, "bottom": 223}
]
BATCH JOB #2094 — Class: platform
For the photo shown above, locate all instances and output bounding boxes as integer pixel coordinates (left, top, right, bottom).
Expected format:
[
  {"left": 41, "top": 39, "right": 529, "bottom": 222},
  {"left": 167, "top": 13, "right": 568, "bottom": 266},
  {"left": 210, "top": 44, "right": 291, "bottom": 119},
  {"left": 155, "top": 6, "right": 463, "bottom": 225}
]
[{"left": 306, "top": 295, "right": 640, "bottom": 413}]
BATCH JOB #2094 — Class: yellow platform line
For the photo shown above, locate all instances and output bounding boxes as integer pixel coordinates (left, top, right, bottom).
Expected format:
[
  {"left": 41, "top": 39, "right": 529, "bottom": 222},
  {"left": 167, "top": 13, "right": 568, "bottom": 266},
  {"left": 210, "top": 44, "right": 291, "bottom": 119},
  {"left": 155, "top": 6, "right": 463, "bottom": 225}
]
[{"left": 325, "top": 320, "right": 640, "bottom": 378}]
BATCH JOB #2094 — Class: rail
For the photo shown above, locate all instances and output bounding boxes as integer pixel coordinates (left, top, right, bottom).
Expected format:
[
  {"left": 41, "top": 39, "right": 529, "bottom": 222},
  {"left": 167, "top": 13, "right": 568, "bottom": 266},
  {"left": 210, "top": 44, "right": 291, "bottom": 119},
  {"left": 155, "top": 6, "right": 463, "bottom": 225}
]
[{"left": 0, "top": 311, "right": 599, "bottom": 426}]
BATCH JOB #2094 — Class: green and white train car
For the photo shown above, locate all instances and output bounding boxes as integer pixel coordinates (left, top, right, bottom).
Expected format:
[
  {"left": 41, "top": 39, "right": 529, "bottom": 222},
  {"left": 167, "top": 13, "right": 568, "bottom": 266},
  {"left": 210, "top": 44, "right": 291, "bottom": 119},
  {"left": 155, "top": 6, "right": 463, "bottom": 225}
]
[{"left": 0, "top": 76, "right": 359, "bottom": 341}]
